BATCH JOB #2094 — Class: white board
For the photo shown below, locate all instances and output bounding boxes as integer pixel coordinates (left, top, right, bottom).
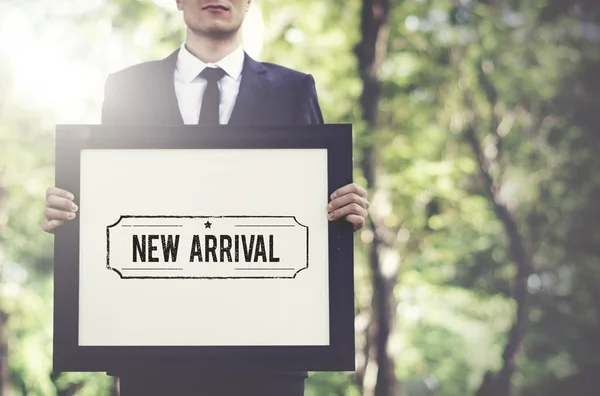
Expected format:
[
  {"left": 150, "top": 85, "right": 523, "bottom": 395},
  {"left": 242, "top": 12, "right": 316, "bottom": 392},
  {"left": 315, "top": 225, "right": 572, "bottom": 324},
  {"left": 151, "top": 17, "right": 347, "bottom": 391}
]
[{"left": 77, "top": 148, "right": 330, "bottom": 347}]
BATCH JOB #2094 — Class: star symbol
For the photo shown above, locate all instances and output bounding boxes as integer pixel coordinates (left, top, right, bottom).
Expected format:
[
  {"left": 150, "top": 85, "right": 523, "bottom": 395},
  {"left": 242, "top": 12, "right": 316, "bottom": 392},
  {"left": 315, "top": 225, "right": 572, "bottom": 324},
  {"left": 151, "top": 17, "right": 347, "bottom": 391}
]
[{"left": 204, "top": 221, "right": 212, "bottom": 229}]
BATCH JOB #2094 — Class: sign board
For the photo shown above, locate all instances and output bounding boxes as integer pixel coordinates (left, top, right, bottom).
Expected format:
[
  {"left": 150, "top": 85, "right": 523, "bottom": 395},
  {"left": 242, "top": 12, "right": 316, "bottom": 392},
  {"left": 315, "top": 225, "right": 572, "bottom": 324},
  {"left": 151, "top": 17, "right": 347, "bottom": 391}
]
[{"left": 53, "top": 125, "right": 355, "bottom": 373}]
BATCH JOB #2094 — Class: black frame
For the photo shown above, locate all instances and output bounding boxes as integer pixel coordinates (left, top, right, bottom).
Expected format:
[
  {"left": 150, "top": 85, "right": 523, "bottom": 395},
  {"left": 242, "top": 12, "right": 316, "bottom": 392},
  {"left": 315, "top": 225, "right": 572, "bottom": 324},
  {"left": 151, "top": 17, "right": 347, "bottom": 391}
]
[{"left": 53, "top": 124, "right": 355, "bottom": 373}]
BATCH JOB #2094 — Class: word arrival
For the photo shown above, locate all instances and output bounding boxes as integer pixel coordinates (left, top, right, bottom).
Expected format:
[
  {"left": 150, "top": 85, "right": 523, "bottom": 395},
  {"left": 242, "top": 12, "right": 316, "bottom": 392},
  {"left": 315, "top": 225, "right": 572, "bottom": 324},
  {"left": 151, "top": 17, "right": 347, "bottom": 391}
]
[{"left": 132, "top": 234, "right": 280, "bottom": 263}]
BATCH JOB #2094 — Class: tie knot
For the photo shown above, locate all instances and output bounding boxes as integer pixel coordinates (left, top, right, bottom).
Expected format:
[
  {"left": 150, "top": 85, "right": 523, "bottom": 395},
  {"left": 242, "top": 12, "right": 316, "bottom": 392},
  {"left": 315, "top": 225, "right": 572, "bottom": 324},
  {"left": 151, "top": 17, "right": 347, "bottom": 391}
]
[{"left": 200, "top": 67, "right": 226, "bottom": 82}]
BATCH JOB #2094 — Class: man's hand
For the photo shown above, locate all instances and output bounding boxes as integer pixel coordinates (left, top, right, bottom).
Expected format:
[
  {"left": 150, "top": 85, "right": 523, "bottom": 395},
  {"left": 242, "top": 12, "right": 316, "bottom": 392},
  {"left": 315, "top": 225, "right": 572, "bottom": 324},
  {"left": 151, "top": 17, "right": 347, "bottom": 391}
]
[
  {"left": 42, "top": 187, "right": 78, "bottom": 234},
  {"left": 327, "top": 183, "right": 369, "bottom": 231}
]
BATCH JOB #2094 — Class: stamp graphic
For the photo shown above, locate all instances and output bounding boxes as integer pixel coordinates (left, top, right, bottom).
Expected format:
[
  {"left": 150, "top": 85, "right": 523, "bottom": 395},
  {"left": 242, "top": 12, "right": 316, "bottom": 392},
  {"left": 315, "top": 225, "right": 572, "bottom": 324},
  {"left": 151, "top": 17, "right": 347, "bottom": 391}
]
[{"left": 106, "top": 216, "right": 309, "bottom": 279}]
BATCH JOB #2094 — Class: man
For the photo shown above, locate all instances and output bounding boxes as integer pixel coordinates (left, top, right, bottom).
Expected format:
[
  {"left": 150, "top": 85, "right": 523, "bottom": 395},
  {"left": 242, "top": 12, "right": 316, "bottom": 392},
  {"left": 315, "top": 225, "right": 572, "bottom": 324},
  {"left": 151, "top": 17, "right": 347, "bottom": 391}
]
[{"left": 43, "top": 0, "right": 369, "bottom": 394}]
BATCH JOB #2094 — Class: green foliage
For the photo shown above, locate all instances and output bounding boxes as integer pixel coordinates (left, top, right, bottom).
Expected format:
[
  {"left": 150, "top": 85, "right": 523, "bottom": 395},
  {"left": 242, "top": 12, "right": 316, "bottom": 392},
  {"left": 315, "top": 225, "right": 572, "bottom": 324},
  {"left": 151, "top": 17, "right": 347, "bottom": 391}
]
[{"left": 1, "top": 0, "right": 599, "bottom": 395}]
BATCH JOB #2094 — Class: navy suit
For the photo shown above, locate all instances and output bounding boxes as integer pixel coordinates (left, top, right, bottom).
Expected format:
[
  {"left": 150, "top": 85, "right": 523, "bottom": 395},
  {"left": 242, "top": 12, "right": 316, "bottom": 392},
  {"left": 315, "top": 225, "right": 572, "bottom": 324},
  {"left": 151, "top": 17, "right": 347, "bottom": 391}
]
[
  {"left": 101, "top": 49, "right": 324, "bottom": 126},
  {"left": 102, "top": 49, "right": 323, "bottom": 395}
]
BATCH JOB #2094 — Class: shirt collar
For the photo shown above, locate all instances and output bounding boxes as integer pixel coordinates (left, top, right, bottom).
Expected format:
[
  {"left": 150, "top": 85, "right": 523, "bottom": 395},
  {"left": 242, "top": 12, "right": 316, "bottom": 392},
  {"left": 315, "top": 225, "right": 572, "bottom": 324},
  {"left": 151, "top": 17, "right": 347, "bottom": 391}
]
[{"left": 176, "top": 42, "right": 245, "bottom": 84}]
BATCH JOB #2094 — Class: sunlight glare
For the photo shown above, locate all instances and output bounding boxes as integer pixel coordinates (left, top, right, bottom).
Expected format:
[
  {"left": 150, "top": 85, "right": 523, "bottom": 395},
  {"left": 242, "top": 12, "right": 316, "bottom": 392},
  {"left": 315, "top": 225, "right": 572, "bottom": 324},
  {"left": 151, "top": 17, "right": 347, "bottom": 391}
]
[
  {"left": 1, "top": 1, "right": 266, "bottom": 124},
  {"left": 1, "top": 7, "right": 107, "bottom": 123}
]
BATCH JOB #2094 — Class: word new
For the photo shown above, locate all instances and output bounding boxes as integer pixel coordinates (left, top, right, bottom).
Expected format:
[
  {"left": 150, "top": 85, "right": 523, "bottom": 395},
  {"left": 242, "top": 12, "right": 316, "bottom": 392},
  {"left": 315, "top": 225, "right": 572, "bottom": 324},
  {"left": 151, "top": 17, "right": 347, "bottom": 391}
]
[{"left": 132, "top": 234, "right": 280, "bottom": 263}]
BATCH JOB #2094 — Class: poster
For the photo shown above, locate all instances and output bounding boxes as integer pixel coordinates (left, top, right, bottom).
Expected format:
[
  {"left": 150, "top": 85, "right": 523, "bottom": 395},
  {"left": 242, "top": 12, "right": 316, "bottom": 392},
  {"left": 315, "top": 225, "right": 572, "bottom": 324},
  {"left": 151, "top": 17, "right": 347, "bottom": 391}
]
[{"left": 53, "top": 125, "right": 355, "bottom": 372}]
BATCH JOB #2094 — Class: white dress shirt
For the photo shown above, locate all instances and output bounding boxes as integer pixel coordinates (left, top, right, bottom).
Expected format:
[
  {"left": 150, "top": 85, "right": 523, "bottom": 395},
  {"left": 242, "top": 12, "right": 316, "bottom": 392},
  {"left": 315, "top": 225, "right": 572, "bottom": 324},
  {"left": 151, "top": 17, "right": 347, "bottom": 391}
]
[{"left": 174, "top": 43, "right": 245, "bottom": 125}]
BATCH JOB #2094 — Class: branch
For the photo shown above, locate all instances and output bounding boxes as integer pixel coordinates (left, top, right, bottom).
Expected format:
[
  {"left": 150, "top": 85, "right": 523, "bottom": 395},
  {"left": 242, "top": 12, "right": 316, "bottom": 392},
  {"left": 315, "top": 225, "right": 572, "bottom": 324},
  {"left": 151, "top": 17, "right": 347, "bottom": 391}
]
[
  {"left": 447, "top": 13, "right": 533, "bottom": 396},
  {"left": 477, "top": 59, "right": 504, "bottom": 168},
  {"left": 465, "top": 123, "right": 533, "bottom": 396}
]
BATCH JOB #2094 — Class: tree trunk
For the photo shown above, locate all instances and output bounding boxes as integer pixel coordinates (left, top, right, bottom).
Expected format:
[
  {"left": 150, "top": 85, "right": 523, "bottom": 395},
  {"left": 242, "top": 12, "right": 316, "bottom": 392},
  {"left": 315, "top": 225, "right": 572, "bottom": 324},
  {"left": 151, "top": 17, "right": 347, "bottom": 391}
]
[
  {"left": 448, "top": 45, "right": 533, "bottom": 396},
  {"left": 0, "top": 184, "right": 10, "bottom": 396},
  {"left": 465, "top": 62, "right": 534, "bottom": 396},
  {"left": 0, "top": 310, "right": 9, "bottom": 396},
  {"left": 466, "top": 123, "right": 533, "bottom": 396},
  {"left": 354, "top": 1, "right": 399, "bottom": 396}
]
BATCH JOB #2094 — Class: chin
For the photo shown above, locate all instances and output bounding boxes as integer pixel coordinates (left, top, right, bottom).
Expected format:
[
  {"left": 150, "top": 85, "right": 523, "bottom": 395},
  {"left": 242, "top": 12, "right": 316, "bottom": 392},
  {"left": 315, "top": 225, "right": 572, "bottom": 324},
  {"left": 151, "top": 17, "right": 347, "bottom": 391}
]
[{"left": 197, "top": 25, "right": 239, "bottom": 39}]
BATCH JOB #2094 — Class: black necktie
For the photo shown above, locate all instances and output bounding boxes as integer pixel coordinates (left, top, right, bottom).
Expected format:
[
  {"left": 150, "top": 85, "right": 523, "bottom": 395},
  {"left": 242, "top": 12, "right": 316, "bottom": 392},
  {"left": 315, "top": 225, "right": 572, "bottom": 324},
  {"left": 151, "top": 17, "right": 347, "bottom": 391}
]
[{"left": 198, "top": 67, "right": 226, "bottom": 125}]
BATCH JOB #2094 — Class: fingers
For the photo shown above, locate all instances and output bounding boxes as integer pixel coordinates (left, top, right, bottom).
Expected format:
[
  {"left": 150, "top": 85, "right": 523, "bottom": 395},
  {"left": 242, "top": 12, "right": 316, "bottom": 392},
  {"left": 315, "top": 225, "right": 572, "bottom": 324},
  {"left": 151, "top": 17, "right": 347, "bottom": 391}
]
[
  {"left": 327, "top": 183, "right": 370, "bottom": 232},
  {"left": 43, "top": 187, "right": 77, "bottom": 234},
  {"left": 44, "top": 207, "right": 77, "bottom": 222},
  {"left": 330, "top": 183, "right": 367, "bottom": 200},
  {"left": 46, "top": 187, "right": 74, "bottom": 200},
  {"left": 345, "top": 214, "right": 365, "bottom": 231},
  {"left": 46, "top": 194, "right": 78, "bottom": 215},
  {"left": 328, "top": 191, "right": 369, "bottom": 212},
  {"left": 328, "top": 202, "right": 368, "bottom": 222},
  {"left": 42, "top": 219, "right": 65, "bottom": 234}
]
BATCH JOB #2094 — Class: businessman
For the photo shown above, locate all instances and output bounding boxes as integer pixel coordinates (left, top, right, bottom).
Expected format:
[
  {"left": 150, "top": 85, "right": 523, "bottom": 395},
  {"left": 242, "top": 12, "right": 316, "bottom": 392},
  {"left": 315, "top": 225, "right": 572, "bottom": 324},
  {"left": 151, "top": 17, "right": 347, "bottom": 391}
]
[{"left": 43, "top": 0, "right": 369, "bottom": 394}]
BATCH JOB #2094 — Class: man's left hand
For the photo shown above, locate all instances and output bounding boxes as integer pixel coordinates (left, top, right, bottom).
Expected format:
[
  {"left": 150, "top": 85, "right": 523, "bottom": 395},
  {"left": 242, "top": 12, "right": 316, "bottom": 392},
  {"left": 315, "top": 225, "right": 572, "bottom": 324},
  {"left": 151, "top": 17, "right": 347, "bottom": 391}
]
[{"left": 327, "top": 183, "right": 369, "bottom": 231}]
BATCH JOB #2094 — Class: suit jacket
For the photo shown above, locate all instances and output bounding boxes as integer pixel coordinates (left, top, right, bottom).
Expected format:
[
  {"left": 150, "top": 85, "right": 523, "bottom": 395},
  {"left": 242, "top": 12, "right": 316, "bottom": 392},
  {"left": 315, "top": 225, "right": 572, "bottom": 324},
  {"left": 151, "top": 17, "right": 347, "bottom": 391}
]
[
  {"left": 101, "top": 48, "right": 324, "bottom": 126},
  {"left": 101, "top": 49, "right": 321, "bottom": 381}
]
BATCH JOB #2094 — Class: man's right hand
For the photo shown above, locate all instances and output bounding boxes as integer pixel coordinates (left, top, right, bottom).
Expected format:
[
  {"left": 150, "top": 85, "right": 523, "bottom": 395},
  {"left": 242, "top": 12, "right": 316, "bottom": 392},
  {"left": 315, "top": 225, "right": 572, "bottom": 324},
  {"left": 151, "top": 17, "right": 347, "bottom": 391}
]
[{"left": 42, "top": 187, "right": 78, "bottom": 234}]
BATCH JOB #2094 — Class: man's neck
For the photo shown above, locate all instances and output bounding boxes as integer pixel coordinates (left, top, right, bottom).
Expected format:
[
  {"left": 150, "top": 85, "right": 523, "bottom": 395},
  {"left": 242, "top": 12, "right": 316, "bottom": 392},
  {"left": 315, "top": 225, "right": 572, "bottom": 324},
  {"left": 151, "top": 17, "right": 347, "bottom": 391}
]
[{"left": 184, "top": 30, "right": 241, "bottom": 63}]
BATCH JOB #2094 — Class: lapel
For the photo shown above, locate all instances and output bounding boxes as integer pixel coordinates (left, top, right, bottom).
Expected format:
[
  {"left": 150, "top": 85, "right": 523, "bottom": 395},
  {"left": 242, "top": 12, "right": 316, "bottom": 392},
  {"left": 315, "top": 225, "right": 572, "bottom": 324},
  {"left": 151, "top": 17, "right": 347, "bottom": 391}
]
[
  {"left": 227, "top": 53, "right": 268, "bottom": 126},
  {"left": 155, "top": 49, "right": 184, "bottom": 125}
]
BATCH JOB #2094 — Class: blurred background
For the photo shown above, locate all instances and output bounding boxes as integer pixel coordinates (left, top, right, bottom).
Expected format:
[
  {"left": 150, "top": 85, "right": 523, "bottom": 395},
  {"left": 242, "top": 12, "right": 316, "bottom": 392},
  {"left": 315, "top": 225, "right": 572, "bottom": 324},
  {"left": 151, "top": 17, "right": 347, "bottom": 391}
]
[{"left": 1, "top": 0, "right": 599, "bottom": 395}]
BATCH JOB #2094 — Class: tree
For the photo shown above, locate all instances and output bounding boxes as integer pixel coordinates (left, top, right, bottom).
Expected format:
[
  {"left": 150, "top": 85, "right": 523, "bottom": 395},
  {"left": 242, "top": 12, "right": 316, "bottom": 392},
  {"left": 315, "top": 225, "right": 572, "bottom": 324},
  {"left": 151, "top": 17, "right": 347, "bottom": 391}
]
[{"left": 354, "top": 0, "right": 401, "bottom": 395}]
